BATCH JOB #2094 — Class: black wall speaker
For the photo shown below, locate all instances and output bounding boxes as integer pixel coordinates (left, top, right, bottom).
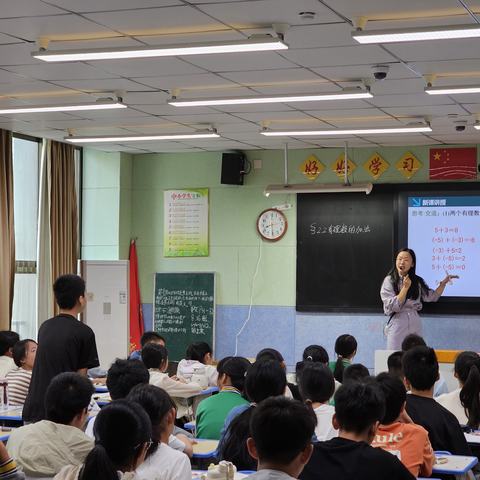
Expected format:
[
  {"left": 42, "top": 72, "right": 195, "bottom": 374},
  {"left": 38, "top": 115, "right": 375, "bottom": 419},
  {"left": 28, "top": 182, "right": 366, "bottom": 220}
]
[{"left": 221, "top": 152, "right": 245, "bottom": 185}]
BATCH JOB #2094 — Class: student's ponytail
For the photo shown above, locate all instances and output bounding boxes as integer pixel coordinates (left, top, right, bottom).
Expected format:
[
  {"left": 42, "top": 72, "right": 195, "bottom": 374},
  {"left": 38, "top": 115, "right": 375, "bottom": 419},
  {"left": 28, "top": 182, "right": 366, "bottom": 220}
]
[
  {"left": 460, "top": 357, "right": 480, "bottom": 429},
  {"left": 333, "top": 334, "right": 357, "bottom": 383},
  {"left": 80, "top": 444, "right": 118, "bottom": 480}
]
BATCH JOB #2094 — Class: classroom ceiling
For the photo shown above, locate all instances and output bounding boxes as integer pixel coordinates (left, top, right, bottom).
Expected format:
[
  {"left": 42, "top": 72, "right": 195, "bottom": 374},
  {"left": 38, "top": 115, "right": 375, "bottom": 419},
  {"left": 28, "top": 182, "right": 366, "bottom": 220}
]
[{"left": 2, "top": 0, "right": 480, "bottom": 152}]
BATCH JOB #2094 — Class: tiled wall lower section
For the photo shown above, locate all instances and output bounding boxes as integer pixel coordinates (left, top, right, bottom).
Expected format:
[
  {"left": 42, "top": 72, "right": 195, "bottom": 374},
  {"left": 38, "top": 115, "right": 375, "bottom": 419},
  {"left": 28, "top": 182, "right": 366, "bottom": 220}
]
[{"left": 142, "top": 303, "right": 480, "bottom": 370}]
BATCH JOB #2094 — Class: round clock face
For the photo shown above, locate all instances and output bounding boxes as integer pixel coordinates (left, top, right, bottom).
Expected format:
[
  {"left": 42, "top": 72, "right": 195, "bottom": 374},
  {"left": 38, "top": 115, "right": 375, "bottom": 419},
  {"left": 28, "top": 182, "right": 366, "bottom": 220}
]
[{"left": 256, "top": 208, "right": 288, "bottom": 241}]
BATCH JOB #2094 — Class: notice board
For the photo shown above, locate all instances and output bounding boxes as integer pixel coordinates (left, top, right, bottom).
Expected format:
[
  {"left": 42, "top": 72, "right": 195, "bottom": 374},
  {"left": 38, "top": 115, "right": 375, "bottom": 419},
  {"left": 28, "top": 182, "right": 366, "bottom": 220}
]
[
  {"left": 296, "top": 192, "right": 395, "bottom": 312},
  {"left": 153, "top": 272, "right": 215, "bottom": 361}
]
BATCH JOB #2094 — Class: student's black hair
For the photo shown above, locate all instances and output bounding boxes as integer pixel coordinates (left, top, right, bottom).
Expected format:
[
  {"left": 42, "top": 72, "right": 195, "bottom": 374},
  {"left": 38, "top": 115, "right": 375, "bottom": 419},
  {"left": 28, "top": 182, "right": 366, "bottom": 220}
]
[
  {"left": 0, "top": 331, "right": 20, "bottom": 356},
  {"left": 388, "top": 248, "right": 430, "bottom": 301},
  {"left": 334, "top": 381, "right": 385, "bottom": 435},
  {"left": 457, "top": 351, "right": 480, "bottom": 429},
  {"left": 106, "top": 359, "right": 149, "bottom": 400},
  {"left": 45, "top": 372, "right": 94, "bottom": 425},
  {"left": 296, "top": 345, "right": 329, "bottom": 378},
  {"left": 217, "top": 356, "right": 251, "bottom": 392},
  {"left": 401, "top": 333, "right": 426, "bottom": 352},
  {"left": 219, "top": 360, "right": 287, "bottom": 470},
  {"left": 80, "top": 400, "right": 151, "bottom": 480},
  {"left": 342, "top": 363, "right": 370, "bottom": 385},
  {"left": 375, "top": 372, "right": 407, "bottom": 425},
  {"left": 140, "top": 331, "right": 166, "bottom": 348},
  {"left": 245, "top": 359, "right": 287, "bottom": 403},
  {"left": 185, "top": 341, "right": 212, "bottom": 362},
  {"left": 299, "top": 363, "right": 335, "bottom": 404},
  {"left": 53, "top": 274, "right": 86, "bottom": 310},
  {"left": 387, "top": 351, "right": 404, "bottom": 379},
  {"left": 12, "top": 339, "right": 36, "bottom": 368},
  {"left": 127, "top": 384, "right": 175, "bottom": 457},
  {"left": 255, "top": 348, "right": 284, "bottom": 364},
  {"left": 402, "top": 346, "right": 438, "bottom": 391},
  {"left": 250, "top": 396, "right": 316, "bottom": 464},
  {"left": 333, "top": 334, "right": 357, "bottom": 383},
  {"left": 141, "top": 343, "right": 168, "bottom": 370}
]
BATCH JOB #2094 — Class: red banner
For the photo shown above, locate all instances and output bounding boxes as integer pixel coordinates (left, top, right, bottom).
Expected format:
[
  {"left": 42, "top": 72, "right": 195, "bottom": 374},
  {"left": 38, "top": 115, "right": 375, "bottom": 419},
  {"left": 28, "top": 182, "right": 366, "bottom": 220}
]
[
  {"left": 429, "top": 147, "right": 477, "bottom": 180},
  {"left": 129, "top": 239, "right": 144, "bottom": 352}
]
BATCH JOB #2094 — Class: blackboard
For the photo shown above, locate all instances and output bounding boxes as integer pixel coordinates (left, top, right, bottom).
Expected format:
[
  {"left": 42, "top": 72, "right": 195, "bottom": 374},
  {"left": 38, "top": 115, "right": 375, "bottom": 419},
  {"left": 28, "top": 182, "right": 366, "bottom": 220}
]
[
  {"left": 296, "top": 192, "right": 395, "bottom": 312},
  {"left": 153, "top": 272, "right": 215, "bottom": 361}
]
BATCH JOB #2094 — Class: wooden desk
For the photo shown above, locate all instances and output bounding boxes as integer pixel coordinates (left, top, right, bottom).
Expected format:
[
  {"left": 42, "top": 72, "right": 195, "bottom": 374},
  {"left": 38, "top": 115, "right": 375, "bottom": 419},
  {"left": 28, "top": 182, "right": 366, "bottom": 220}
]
[{"left": 192, "top": 439, "right": 219, "bottom": 459}]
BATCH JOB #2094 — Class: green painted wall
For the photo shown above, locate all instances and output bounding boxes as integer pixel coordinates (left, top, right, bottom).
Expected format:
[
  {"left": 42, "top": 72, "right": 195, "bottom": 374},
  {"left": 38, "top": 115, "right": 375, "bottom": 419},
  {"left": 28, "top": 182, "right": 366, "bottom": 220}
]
[{"left": 130, "top": 145, "right": 479, "bottom": 305}]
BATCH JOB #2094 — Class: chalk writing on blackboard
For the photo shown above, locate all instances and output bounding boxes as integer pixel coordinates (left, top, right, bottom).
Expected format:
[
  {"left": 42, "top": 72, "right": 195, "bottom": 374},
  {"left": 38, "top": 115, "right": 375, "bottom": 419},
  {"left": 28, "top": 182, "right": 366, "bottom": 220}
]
[{"left": 309, "top": 223, "right": 372, "bottom": 235}]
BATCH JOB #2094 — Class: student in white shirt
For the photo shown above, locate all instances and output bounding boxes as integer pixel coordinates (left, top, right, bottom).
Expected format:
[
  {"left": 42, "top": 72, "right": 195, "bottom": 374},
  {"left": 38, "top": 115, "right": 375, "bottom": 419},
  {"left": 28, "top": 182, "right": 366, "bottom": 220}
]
[
  {"left": 142, "top": 344, "right": 202, "bottom": 418},
  {"left": 177, "top": 342, "right": 218, "bottom": 387},
  {"left": 298, "top": 363, "right": 337, "bottom": 441},
  {"left": 437, "top": 350, "right": 480, "bottom": 426},
  {"left": 6, "top": 339, "right": 37, "bottom": 405},
  {"left": 0, "top": 331, "right": 19, "bottom": 378},
  {"left": 55, "top": 400, "right": 151, "bottom": 480},
  {"left": 245, "top": 396, "right": 316, "bottom": 480},
  {"left": 128, "top": 384, "right": 191, "bottom": 480}
]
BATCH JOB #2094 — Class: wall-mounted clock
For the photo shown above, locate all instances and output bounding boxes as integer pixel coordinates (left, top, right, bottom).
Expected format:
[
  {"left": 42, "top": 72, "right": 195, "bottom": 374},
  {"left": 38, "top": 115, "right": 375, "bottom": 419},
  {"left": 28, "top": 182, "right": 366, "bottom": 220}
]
[{"left": 256, "top": 208, "right": 288, "bottom": 242}]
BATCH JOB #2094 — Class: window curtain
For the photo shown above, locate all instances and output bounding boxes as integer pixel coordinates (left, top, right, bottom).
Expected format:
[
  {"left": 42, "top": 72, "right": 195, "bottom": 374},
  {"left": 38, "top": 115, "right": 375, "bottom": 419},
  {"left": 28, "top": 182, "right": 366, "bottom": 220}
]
[
  {"left": 49, "top": 140, "right": 78, "bottom": 314},
  {"left": 0, "top": 130, "right": 14, "bottom": 329}
]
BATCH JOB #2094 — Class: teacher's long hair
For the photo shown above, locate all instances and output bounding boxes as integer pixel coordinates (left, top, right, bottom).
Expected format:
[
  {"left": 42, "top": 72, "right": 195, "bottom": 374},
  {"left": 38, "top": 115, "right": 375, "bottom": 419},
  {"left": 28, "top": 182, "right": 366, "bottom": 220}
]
[{"left": 388, "top": 248, "right": 430, "bottom": 300}]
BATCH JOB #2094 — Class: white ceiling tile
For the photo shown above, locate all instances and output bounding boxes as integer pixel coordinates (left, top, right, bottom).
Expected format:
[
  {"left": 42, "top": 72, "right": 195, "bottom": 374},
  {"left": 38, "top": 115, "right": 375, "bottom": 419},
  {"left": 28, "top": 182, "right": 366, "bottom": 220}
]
[
  {"left": 216, "top": 122, "right": 260, "bottom": 133},
  {"left": 5, "top": 63, "right": 116, "bottom": 81},
  {"left": 83, "top": 6, "right": 223, "bottom": 35},
  {"left": 220, "top": 67, "right": 323, "bottom": 85},
  {"left": 299, "top": 99, "right": 373, "bottom": 111},
  {"left": 462, "top": 103, "right": 480, "bottom": 114},
  {"left": 0, "top": 68, "right": 31, "bottom": 84},
  {"left": 383, "top": 105, "right": 467, "bottom": 116},
  {"left": 284, "top": 23, "right": 355, "bottom": 49},
  {"left": 430, "top": 134, "right": 480, "bottom": 144},
  {"left": 186, "top": 51, "right": 297, "bottom": 72},
  {"left": 0, "top": 111, "right": 82, "bottom": 122},
  {"left": 135, "top": 30, "right": 244, "bottom": 45},
  {"left": 0, "top": 0, "right": 65, "bottom": 18},
  {"left": 48, "top": 38, "right": 142, "bottom": 49},
  {"left": 312, "top": 63, "right": 417, "bottom": 81},
  {"left": 45, "top": 0, "right": 182, "bottom": 13},
  {"left": 212, "top": 103, "right": 296, "bottom": 113},
  {"left": 196, "top": 0, "right": 341, "bottom": 27},
  {"left": 132, "top": 103, "right": 217, "bottom": 116},
  {"left": 232, "top": 110, "right": 325, "bottom": 123},
  {"left": 130, "top": 73, "right": 237, "bottom": 90},
  {"left": 366, "top": 136, "right": 441, "bottom": 146},
  {"left": 0, "top": 15, "right": 117, "bottom": 42},
  {"left": 86, "top": 57, "right": 206, "bottom": 78},
  {"left": 0, "top": 43, "right": 43, "bottom": 66},
  {"left": 282, "top": 46, "right": 396, "bottom": 68},
  {"left": 51, "top": 78, "right": 156, "bottom": 92},
  {"left": 155, "top": 112, "right": 246, "bottom": 124},
  {"left": 0, "top": 34, "right": 22, "bottom": 45},
  {"left": 315, "top": 138, "right": 376, "bottom": 147},
  {"left": 72, "top": 107, "right": 156, "bottom": 120},
  {"left": 410, "top": 59, "right": 480, "bottom": 76},
  {"left": 252, "top": 81, "right": 340, "bottom": 95},
  {"left": 369, "top": 78, "right": 426, "bottom": 95},
  {"left": 122, "top": 123, "right": 194, "bottom": 134},
  {"left": 0, "top": 81, "right": 75, "bottom": 96}
]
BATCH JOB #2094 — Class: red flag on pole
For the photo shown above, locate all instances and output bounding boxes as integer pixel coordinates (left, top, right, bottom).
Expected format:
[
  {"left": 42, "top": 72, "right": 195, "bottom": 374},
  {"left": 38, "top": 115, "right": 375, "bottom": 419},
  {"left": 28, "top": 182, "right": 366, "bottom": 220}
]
[
  {"left": 429, "top": 147, "right": 477, "bottom": 180},
  {"left": 129, "top": 239, "right": 144, "bottom": 353}
]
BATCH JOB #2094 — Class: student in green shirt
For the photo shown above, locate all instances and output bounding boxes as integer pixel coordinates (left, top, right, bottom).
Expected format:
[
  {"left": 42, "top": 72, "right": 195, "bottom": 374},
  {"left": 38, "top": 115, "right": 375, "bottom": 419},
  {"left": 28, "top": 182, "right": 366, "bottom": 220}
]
[
  {"left": 328, "top": 334, "right": 357, "bottom": 383},
  {"left": 195, "top": 356, "right": 251, "bottom": 440}
]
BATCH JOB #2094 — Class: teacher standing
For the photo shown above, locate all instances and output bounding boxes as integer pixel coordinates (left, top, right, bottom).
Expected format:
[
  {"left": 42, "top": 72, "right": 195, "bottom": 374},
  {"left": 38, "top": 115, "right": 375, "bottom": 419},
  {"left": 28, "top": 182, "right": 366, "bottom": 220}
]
[{"left": 380, "top": 248, "right": 456, "bottom": 350}]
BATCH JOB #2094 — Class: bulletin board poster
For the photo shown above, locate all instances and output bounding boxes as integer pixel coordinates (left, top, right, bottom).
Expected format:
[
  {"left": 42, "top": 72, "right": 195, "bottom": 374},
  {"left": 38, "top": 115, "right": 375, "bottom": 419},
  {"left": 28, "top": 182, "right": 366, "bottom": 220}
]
[{"left": 164, "top": 188, "right": 209, "bottom": 257}]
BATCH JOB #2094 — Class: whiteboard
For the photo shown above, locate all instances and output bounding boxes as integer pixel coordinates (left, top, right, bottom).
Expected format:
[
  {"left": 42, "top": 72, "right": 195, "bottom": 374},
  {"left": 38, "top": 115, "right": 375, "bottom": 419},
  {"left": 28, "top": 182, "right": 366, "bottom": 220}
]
[{"left": 80, "top": 260, "right": 130, "bottom": 370}]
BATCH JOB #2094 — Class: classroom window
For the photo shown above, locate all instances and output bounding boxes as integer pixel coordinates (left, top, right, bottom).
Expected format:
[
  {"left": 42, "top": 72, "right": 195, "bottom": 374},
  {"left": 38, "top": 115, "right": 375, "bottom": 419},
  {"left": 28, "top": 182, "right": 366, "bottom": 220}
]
[{"left": 11, "top": 136, "right": 40, "bottom": 340}]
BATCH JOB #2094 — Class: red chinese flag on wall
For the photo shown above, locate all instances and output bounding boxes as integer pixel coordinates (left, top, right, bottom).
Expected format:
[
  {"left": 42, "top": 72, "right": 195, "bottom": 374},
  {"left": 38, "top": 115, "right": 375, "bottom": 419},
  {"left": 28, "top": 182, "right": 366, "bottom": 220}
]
[
  {"left": 429, "top": 147, "right": 477, "bottom": 180},
  {"left": 129, "top": 239, "right": 144, "bottom": 352}
]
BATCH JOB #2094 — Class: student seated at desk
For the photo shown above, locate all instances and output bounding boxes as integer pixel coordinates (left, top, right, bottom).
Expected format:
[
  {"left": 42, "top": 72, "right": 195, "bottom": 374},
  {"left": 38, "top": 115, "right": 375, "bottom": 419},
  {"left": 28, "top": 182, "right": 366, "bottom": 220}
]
[
  {"left": 177, "top": 341, "right": 217, "bottom": 387},
  {"left": 299, "top": 382, "right": 414, "bottom": 480},
  {"left": 387, "top": 351, "right": 404, "bottom": 380},
  {"left": 218, "top": 359, "right": 287, "bottom": 470},
  {"left": 7, "top": 372, "right": 94, "bottom": 478},
  {"left": 129, "top": 331, "right": 166, "bottom": 362},
  {"left": 298, "top": 363, "right": 336, "bottom": 441},
  {"left": 55, "top": 400, "right": 151, "bottom": 480},
  {"left": 6, "top": 339, "right": 37, "bottom": 405},
  {"left": 0, "top": 331, "right": 20, "bottom": 379},
  {"left": 372, "top": 373, "right": 434, "bottom": 477},
  {"left": 245, "top": 397, "right": 316, "bottom": 480},
  {"left": 128, "top": 385, "right": 191, "bottom": 480},
  {"left": 195, "top": 356, "right": 251, "bottom": 440},
  {"left": 328, "top": 334, "right": 357, "bottom": 383},
  {"left": 401, "top": 334, "right": 448, "bottom": 397},
  {"left": 437, "top": 351, "right": 479, "bottom": 427},
  {"left": 342, "top": 364, "right": 370, "bottom": 385},
  {"left": 403, "top": 346, "right": 470, "bottom": 455}
]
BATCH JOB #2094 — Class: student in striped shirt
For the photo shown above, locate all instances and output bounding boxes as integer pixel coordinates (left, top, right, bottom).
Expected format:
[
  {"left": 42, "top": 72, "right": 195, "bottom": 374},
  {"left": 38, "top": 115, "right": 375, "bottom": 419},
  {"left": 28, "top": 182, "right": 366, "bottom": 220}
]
[{"left": 6, "top": 339, "right": 37, "bottom": 406}]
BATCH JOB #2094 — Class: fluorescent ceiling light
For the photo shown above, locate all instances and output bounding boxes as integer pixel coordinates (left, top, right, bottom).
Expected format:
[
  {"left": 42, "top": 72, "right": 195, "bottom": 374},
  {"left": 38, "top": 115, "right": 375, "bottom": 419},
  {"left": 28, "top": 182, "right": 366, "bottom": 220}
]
[
  {"left": 32, "top": 36, "right": 288, "bottom": 62},
  {"left": 474, "top": 124, "right": 480, "bottom": 130},
  {"left": 426, "top": 85, "right": 480, "bottom": 95},
  {"left": 64, "top": 131, "right": 220, "bottom": 143},
  {"left": 353, "top": 24, "right": 480, "bottom": 44},
  {"left": 264, "top": 183, "right": 373, "bottom": 196},
  {"left": 0, "top": 100, "right": 126, "bottom": 114},
  {"left": 168, "top": 89, "right": 372, "bottom": 107},
  {"left": 261, "top": 126, "right": 432, "bottom": 136}
]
